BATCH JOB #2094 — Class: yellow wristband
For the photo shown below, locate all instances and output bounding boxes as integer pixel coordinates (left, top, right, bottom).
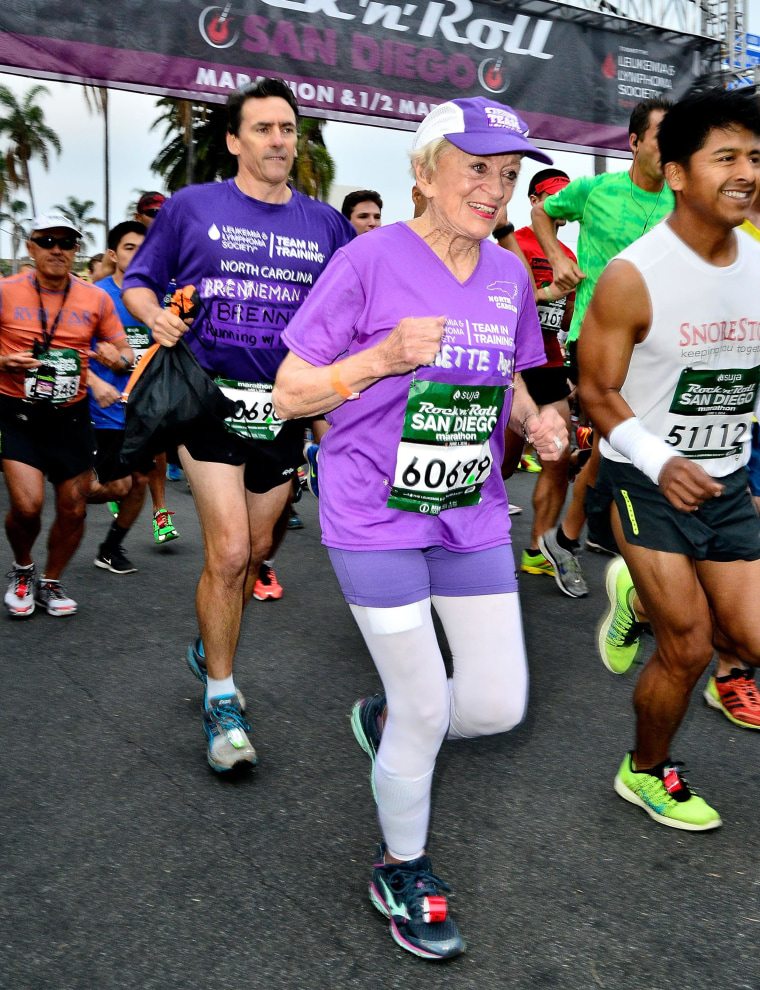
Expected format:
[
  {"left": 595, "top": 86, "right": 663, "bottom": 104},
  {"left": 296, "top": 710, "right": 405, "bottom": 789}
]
[{"left": 330, "top": 363, "right": 360, "bottom": 401}]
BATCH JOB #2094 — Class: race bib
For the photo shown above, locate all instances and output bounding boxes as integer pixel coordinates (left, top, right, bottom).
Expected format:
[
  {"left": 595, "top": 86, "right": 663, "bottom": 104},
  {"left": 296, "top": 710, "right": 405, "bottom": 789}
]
[
  {"left": 387, "top": 381, "right": 505, "bottom": 515},
  {"left": 537, "top": 298, "right": 565, "bottom": 335},
  {"left": 664, "top": 366, "right": 760, "bottom": 460},
  {"left": 215, "top": 379, "right": 284, "bottom": 441},
  {"left": 24, "top": 347, "right": 81, "bottom": 403},
  {"left": 124, "top": 325, "right": 151, "bottom": 367}
]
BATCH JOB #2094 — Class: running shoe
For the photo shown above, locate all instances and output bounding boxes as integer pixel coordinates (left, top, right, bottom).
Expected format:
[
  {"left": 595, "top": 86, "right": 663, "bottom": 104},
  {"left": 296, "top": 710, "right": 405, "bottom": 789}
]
[
  {"left": 186, "top": 638, "right": 247, "bottom": 712},
  {"left": 35, "top": 578, "right": 77, "bottom": 617},
  {"left": 253, "top": 563, "right": 282, "bottom": 601},
  {"left": 614, "top": 752, "right": 721, "bottom": 831},
  {"left": 167, "top": 464, "right": 183, "bottom": 482},
  {"left": 303, "top": 442, "right": 320, "bottom": 498},
  {"left": 537, "top": 527, "right": 588, "bottom": 598},
  {"left": 598, "top": 557, "right": 648, "bottom": 674},
  {"left": 153, "top": 508, "right": 179, "bottom": 545},
  {"left": 518, "top": 453, "right": 541, "bottom": 473},
  {"left": 508, "top": 503, "right": 523, "bottom": 516},
  {"left": 107, "top": 501, "right": 120, "bottom": 519},
  {"left": 520, "top": 549, "right": 554, "bottom": 576},
  {"left": 287, "top": 508, "right": 304, "bottom": 530},
  {"left": 576, "top": 424, "right": 593, "bottom": 450},
  {"left": 94, "top": 545, "right": 138, "bottom": 575},
  {"left": 369, "top": 845, "right": 465, "bottom": 960},
  {"left": 703, "top": 668, "right": 760, "bottom": 730},
  {"left": 202, "top": 695, "right": 257, "bottom": 772},
  {"left": 350, "top": 693, "right": 386, "bottom": 800},
  {"left": 4, "top": 562, "right": 36, "bottom": 618}
]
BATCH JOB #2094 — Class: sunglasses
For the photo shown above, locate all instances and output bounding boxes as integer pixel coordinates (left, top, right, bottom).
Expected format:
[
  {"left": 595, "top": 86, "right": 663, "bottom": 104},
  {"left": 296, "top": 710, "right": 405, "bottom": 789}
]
[
  {"left": 140, "top": 208, "right": 161, "bottom": 218},
  {"left": 31, "top": 235, "right": 80, "bottom": 250}
]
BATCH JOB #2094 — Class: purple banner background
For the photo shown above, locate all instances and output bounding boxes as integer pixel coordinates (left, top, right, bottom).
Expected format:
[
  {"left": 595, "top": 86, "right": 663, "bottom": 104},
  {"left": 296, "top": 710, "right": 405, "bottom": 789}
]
[{"left": 0, "top": 2, "right": 720, "bottom": 154}]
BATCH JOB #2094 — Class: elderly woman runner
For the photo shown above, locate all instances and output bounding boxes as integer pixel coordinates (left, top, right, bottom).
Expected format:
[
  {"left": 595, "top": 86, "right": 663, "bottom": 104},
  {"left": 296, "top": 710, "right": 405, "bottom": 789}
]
[{"left": 273, "top": 98, "right": 567, "bottom": 960}]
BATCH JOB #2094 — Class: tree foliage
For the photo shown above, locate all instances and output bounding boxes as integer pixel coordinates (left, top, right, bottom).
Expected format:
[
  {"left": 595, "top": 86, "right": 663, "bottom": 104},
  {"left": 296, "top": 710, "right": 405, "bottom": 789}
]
[
  {"left": 0, "top": 84, "right": 61, "bottom": 216},
  {"left": 53, "top": 195, "right": 105, "bottom": 248}
]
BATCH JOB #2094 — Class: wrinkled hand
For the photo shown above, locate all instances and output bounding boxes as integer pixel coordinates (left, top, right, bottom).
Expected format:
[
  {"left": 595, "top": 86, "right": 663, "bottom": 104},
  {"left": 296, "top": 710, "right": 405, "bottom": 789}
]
[
  {"left": 378, "top": 316, "right": 446, "bottom": 376},
  {"left": 150, "top": 309, "right": 189, "bottom": 348},
  {"left": 524, "top": 407, "right": 568, "bottom": 462},
  {"left": 1, "top": 351, "right": 41, "bottom": 371},
  {"left": 88, "top": 375, "right": 122, "bottom": 408},
  {"left": 659, "top": 457, "right": 724, "bottom": 512},
  {"left": 551, "top": 255, "right": 586, "bottom": 294}
]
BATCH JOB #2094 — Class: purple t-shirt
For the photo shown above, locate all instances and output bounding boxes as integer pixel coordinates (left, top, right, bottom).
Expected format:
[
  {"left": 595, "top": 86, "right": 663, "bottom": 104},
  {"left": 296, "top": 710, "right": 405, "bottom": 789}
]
[
  {"left": 123, "top": 179, "right": 355, "bottom": 384},
  {"left": 282, "top": 222, "right": 546, "bottom": 552}
]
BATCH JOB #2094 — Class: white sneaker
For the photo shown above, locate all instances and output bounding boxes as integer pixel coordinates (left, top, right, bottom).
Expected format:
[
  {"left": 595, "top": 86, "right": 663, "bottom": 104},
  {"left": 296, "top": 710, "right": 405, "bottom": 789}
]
[
  {"left": 4, "top": 563, "right": 36, "bottom": 618},
  {"left": 35, "top": 578, "right": 78, "bottom": 616}
]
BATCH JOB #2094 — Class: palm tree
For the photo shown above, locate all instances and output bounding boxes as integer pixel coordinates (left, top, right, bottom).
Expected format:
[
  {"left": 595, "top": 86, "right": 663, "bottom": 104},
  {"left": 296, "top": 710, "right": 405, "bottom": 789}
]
[
  {"left": 0, "top": 84, "right": 61, "bottom": 216},
  {"left": 150, "top": 98, "right": 234, "bottom": 192},
  {"left": 53, "top": 196, "right": 105, "bottom": 248},
  {"left": 83, "top": 86, "right": 110, "bottom": 231},
  {"left": 291, "top": 119, "right": 335, "bottom": 201},
  {"left": 0, "top": 198, "right": 30, "bottom": 272}
]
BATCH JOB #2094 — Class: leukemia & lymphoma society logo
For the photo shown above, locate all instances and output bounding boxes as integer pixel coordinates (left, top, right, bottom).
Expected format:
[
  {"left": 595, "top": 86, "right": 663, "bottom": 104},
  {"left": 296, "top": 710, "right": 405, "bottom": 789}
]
[
  {"left": 478, "top": 56, "right": 510, "bottom": 94},
  {"left": 199, "top": 4, "right": 240, "bottom": 49}
]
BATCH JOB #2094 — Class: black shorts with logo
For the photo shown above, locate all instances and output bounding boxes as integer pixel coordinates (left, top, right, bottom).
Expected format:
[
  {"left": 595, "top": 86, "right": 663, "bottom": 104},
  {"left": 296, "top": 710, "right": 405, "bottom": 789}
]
[
  {"left": 181, "top": 414, "right": 305, "bottom": 494},
  {"left": 587, "top": 455, "right": 760, "bottom": 562},
  {"left": 0, "top": 395, "right": 95, "bottom": 484}
]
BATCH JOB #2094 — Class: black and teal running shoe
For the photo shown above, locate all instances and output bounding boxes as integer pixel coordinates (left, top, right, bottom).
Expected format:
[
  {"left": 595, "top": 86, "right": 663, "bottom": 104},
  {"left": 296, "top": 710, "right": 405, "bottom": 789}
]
[{"left": 369, "top": 845, "right": 465, "bottom": 961}]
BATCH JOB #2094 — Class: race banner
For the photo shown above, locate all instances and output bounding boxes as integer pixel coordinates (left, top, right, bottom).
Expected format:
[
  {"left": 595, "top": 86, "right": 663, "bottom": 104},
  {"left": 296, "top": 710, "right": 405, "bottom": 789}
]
[{"left": 0, "top": 1, "right": 720, "bottom": 153}]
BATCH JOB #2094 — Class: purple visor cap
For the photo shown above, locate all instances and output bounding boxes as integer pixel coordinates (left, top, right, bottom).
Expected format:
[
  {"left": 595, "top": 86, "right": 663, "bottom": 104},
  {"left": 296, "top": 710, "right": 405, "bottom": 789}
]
[{"left": 413, "top": 97, "right": 553, "bottom": 164}]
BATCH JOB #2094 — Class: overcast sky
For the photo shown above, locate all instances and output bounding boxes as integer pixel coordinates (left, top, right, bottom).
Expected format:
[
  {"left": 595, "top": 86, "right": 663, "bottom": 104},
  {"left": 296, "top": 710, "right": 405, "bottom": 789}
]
[{"left": 1, "top": 2, "right": 757, "bottom": 257}]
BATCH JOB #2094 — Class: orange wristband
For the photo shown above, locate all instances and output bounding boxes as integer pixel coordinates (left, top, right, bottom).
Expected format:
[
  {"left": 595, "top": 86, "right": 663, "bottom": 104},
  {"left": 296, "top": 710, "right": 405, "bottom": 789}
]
[{"left": 330, "top": 363, "right": 359, "bottom": 401}]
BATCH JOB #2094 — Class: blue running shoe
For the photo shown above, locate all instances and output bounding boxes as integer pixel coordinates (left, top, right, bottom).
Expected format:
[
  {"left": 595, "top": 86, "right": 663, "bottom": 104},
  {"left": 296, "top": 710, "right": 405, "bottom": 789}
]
[
  {"left": 369, "top": 845, "right": 465, "bottom": 961},
  {"left": 350, "top": 693, "right": 386, "bottom": 801},
  {"left": 287, "top": 508, "right": 304, "bottom": 530},
  {"left": 186, "top": 638, "right": 246, "bottom": 711},
  {"left": 167, "top": 464, "right": 183, "bottom": 482},
  {"left": 304, "top": 442, "right": 319, "bottom": 498},
  {"left": 202, "top": 695, "right": 257, "bottom": 772}
]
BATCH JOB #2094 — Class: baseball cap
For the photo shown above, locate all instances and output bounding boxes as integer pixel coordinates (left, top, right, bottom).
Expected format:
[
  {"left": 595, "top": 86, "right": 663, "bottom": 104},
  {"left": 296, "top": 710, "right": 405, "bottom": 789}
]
[
  {"left": 30, "top": 213, "right": 82, "bottom": 238},
  {"left": 137, "top": 192, "right": 166, "bottom": 212},
  {"left": 413, "top": 97, "right": 553, "bottom": 164}
]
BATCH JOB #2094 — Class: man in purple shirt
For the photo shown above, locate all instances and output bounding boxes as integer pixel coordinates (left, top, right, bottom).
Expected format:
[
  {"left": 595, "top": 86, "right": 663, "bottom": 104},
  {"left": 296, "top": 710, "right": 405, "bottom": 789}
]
[{"left": 123, "top": 78, "right": 354, "bottom": 772}]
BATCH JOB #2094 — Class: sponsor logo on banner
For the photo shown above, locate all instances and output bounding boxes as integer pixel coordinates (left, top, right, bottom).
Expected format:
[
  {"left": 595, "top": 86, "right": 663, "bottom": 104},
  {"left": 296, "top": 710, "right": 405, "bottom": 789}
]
[
  {"left": 478, "top": 56, "right": 510, "bottom": 94},
  {"left": 199, "top": 4, "right": 240, "bottom": 49}
]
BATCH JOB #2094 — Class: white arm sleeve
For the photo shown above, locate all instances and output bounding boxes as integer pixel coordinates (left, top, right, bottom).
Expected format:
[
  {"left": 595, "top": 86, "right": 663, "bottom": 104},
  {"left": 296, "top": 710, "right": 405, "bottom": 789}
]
[{"left": 608, "top": 417, "right": 680, "bottom": 486}]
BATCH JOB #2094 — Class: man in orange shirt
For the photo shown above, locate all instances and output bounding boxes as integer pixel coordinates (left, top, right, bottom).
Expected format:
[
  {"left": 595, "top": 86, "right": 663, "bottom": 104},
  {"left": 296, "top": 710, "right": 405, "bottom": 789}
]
[{"left": 0, "top": 213, "right": 132, "bottom": 617}]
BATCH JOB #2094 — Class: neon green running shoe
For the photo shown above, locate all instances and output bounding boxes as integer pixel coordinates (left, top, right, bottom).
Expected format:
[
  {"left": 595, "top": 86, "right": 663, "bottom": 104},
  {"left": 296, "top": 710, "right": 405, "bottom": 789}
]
[
  {"left": 598, "top": 556, "right": 648, "bottom": 674},
  {"left": 614, "top": 752, "right": 721, "bottom": 831},
  {"left": 520, "top": 549, "right": 554, "bottom": 576},
  {"left": 107, "top": 501, "right": 120, "bottom": 519},
  {"left": 153, "top": 508, "right": 179, "bottom": 545},
  {"left": 518, "top": 452, "right": 542, "bottom": 473}
]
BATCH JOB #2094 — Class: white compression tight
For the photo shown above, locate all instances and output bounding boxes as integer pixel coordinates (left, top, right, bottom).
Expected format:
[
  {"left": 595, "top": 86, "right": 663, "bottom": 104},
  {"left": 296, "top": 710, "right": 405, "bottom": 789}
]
[{"left": 350, "top": 592, "right": 528, "bottom": 861}]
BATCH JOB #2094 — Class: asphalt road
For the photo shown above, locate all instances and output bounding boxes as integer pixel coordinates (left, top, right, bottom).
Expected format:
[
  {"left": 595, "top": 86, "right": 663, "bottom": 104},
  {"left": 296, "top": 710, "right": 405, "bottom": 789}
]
[{"left": 1, "top": 468, "right": 759, "bottom": 990}]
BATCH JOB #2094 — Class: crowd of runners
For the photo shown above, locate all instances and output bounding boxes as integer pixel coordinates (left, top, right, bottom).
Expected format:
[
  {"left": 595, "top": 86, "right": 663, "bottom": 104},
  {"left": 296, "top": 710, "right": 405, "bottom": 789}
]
[{"left": 2, "top": 77, "right": 760, "bottom": 963}]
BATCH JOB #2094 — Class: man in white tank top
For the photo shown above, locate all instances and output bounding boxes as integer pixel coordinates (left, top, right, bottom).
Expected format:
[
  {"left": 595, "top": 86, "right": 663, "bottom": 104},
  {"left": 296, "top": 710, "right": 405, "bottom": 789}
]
[{"left": 578, "top": 88, "right": 760, "bottom": 832}]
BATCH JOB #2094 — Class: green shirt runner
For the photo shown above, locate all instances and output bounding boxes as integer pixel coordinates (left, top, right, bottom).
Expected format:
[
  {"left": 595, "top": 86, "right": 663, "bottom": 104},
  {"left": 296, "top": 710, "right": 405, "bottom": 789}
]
[{"left": 544, "top": 171, "right": 674, "bottom": 342}]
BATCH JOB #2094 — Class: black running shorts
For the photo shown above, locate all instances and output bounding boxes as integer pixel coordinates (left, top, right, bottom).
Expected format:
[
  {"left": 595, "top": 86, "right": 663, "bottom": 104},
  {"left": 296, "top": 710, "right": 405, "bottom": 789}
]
[
  {"left": 521, "top": 365, "right": 571, "bottom": 406},
  {"left": 588, "top": 456, "right": 760, "bottom": 562},
  {"left": 94, "top": 428, "right": 154, "bottom": 482},
  {"left": 181, "top": 414, "right": 305, "bottom": 494},
  {"left": 0, "top": 396, "right": 95, "bottom": 484}
]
